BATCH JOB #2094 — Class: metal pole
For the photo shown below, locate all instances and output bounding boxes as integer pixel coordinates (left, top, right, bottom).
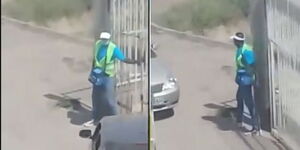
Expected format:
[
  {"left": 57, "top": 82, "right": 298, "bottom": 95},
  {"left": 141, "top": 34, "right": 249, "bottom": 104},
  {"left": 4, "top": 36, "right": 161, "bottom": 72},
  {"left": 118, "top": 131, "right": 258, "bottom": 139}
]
[
  {"left": 147, "top": 0, "right": 151, "bottom": 112},
  {"left": 92, "top": 0, "right": 111, "bottom": 39}
]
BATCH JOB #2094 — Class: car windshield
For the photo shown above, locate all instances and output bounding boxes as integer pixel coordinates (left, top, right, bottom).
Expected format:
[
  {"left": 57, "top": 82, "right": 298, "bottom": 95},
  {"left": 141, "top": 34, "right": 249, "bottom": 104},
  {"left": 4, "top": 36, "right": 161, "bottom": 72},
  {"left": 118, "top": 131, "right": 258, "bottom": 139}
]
[{"left": 151, "top": 50, "right": 157, "bottom": 58}]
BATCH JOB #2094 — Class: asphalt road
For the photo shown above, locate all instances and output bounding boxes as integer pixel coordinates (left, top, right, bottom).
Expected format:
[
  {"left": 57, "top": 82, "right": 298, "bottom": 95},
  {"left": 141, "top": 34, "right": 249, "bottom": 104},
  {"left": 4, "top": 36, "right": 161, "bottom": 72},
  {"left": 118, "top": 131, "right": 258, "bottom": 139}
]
[
  {"left": 2, "top": 20, "right": 93, "bottom": 150},
  {"left": 152, "top": 32, "right": 284, "bottom": 150}
]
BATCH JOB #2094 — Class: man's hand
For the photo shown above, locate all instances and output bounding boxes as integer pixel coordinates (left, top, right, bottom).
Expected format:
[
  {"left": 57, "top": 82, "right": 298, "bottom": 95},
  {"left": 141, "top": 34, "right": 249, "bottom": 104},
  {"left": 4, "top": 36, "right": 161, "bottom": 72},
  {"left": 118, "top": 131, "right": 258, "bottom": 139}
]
[
  {"left": 136, "top": 59, "right": 143, "bottom": 66},
  {"left": 122, "top": 58, "right": 143, "bottom": 65}
]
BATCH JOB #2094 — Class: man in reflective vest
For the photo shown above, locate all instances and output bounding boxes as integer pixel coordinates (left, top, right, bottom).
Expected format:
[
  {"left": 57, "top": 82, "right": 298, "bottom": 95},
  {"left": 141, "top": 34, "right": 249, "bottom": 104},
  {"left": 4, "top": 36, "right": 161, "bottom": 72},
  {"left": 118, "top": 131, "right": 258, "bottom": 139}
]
[
  {"left": 84, "top": 32, "right": 140, "bottom": 127},
  {"left": 231, "top": 32, "right": 259, "bottom": 134}
]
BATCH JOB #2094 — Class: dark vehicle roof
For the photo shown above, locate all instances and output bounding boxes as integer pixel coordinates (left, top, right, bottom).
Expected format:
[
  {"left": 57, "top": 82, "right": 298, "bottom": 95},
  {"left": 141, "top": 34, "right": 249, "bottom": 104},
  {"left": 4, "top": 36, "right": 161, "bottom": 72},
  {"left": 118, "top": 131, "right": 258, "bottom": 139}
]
[{"left": 100, "top": 113, "right": 148, "bottom": 144}]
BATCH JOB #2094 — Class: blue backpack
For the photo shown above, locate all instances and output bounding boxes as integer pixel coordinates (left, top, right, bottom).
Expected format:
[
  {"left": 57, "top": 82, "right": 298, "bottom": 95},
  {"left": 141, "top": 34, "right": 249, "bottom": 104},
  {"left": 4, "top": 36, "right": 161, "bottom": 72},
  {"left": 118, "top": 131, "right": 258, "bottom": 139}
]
[
  {"left": 88, "top": 67, "right": 107, "bottom": 86},
  {"left": 236, "top": 69, "right": 254, "bottom": 86}
]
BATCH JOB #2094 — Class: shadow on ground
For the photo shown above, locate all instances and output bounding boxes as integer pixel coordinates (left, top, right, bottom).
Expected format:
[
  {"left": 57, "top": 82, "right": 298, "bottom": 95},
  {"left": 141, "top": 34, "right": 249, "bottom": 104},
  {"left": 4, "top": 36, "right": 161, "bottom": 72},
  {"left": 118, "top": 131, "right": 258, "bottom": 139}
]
[
  {"left": 154, "top": 109, "right": 175, "bottom": 121},
  {"left": 202, "top": 103, "right": 238, "bottom": 131},
  {"left": 202, "top": 100, "right": 253, "bottom": 130},
  {"left": 202, "top": 102, "right": 286, "bottom": 150},
  {"left": 202, "top": 102, "right": 258, "bottom": 150},
  {"left": 44, "top": 93, "right": 92, "bottom": 125}
]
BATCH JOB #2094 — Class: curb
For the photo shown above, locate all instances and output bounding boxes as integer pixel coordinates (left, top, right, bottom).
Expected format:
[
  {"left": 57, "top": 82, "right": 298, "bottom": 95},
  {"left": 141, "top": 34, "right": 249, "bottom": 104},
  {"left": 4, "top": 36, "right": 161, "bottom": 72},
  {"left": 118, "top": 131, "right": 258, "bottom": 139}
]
[
  {"left": 1, "top": 16, "right": 94, "bottom": 46},
  {"left": 151, "top": 23, "right": 233, "bottom": 49},
  {"left": 271, "top": 130, "right": 294, "bottom": 150},
  {"left": 229, "top": 109, "right": 289, "bottom": 150}
]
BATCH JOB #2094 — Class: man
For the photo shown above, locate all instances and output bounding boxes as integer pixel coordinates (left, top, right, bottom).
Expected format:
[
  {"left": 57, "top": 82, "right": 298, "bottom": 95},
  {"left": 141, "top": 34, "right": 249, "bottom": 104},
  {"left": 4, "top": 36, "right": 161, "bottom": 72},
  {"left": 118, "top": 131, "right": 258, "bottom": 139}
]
[
  {"left": 84, "top": 32, "right": 140, "bottom": 127},
  {"left": 231, "top": 32, "right": 259, "bottom": 134}
]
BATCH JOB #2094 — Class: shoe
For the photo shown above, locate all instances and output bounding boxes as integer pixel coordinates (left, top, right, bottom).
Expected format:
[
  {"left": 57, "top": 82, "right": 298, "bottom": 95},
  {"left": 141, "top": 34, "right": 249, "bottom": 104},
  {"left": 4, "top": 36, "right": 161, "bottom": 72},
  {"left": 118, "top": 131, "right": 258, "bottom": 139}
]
[
  {"left": 237, "top": 122, "right": 243, "bottom": 128},
  {"left": 243, "top": 128, "right": 259, "bottom": 136},
  {"left": 83, "top": 120, "right": 95, "bottom": 127},
  {"left": 253, "top": 129, "right": 262, "bottom": 136}
]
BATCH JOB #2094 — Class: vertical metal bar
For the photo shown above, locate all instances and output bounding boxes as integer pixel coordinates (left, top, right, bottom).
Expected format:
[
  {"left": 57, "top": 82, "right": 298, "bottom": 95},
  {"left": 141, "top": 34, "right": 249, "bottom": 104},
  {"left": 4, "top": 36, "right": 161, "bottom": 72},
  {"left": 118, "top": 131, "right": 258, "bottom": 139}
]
[
  {"left": 112, "top": 0, "right": 119, "bottom": 83},
  {"left": 126, "top": 0, "right": 131, "bottom": 85},
  {"left": 118, "top": 0, "right": 121, "bottom": 48},
  {"left": 281, "top": 51, "right": 286, "bottom": 130},
  {"left": 128, "top": 0, "right": 133, "bottom": 110},
  {"left": 127, "top": 0, "right": 132, "bottom": 112},
  {"left": 132, "top": 0, "right": 137, "bottom": 111},
  {"left": 112, "top": 0, "right": 118, "bottom": 104},
  {"left": 278, "top": 50, "right": 283, "bottom": 129},
  {"left": 125, "top": 0, "right": 129, "bottom": 97},
  {"left": 133, "top": 0, "right": 137, "bottom": 111},
  {"left": 123, "top": 0, "right": 127, "bottom": 85},
  {"left": 117, "top": 0, "right": 123, "bottom": 84},
  {"left": 142, "top": 0, "right": 146, "bottom": 111},
  {"left": 127, "top": 0, "right": 130, "bottom": 84},
  {"left": 145, "top": 0, "right": 148, "bottom": 112},
  {"left": 135, "top": 0, "right": 138, "bottom": 78},
  {"left": 147, "top": 0, "right": 151, "bottom": 112},
  {"left": 269, "top": 42, "right": 276, "bottom": 129},
  {"left": 143, "top": 0, "right": 147, "bottom": 112},
  {"left": 112, "top": 0, "right": 115, "bottom": 38},
  {"left": 138, "top": 0, "right": 142, "bottom": 111}
]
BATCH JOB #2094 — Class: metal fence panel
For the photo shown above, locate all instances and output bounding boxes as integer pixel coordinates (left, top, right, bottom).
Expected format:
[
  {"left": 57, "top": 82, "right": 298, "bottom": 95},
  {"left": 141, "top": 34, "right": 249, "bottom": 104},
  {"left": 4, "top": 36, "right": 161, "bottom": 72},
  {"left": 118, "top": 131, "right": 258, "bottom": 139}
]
[
  {"left": 111, "top": 0, "right": 148, "bottom": 113},
  {"left": 265, "top": 0, "right": 300, "bottom": 148}
]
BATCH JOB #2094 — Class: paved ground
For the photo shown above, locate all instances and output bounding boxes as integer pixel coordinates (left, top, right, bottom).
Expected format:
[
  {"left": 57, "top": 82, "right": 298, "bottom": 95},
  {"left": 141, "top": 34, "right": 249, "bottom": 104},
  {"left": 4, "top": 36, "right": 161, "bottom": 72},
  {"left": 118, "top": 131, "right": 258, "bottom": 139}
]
[
  {"left": 152, "top": 31, "right": 285, "bottom": 150},
  {"left": 2, "top": 18, "right": 147, "bottom": 150},
  {"left": 2, "top": 19, "right": 94, "bottom": 150},
  {"left": 2, "top": 16, "right": 285, "bottom": 150}
]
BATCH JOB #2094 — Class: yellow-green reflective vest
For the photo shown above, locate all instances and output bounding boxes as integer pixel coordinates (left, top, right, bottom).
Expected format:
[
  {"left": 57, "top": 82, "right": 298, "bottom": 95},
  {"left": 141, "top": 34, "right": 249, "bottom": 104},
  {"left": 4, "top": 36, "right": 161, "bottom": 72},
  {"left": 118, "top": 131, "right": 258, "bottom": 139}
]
[{"left": 94, "top": 40, "right": 116, "bottom": 77}]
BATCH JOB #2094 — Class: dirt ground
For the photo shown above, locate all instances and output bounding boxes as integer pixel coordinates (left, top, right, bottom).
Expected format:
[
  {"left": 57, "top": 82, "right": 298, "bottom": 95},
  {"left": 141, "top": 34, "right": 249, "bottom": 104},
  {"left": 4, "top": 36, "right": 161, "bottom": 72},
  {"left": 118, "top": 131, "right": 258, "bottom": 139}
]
[
  {"left": 152, "top": 27, "right": 284, "bottom": 150},
  {"left": 46, "top": 11, "right": 93, "bottom": 38},
  {"left": 151, "top": 0, "right": 251, "bottom": 42},
  {"left": 2, "top": 0, "right": 251, "bottom": 42}
]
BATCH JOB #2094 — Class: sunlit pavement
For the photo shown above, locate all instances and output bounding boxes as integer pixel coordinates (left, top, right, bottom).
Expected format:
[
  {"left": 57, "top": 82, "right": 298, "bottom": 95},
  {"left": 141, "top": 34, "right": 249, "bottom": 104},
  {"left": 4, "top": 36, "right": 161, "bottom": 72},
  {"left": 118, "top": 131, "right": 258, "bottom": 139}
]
[
  {"left": 2, "top": 19, "right": 92, "bottom": 150},
  {"left": 152, "top": 31, "right": 285, "bottom": 150}
]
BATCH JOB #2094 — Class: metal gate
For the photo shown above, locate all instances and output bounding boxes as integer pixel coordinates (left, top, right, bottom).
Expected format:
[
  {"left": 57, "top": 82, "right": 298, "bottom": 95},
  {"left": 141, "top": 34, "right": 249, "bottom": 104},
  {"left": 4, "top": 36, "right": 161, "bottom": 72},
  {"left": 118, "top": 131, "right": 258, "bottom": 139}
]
[
  {"left": 110, "top": 0, "right": 149, "bottom": 113},
  {"left": 266, "top": 0, "right": 300, "bottom": 148}
]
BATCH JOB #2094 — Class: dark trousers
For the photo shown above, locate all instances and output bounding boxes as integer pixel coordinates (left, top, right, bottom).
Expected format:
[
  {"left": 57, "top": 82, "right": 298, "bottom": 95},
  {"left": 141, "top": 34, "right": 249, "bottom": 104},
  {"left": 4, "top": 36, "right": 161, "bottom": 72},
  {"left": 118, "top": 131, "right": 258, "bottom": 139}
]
[
  {"left": 236, "top": 84, "right": 258, "bottom": 130},
  {"left": 92, "top": 77, "right": 118, "bottom": 122}
]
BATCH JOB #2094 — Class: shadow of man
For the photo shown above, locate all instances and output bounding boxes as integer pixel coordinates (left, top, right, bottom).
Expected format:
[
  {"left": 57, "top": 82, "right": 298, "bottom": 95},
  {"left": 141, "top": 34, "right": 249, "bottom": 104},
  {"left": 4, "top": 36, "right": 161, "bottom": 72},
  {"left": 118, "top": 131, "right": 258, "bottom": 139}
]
[
  {"left": 202, "top": 102, "right": 253, "bottom": 131},
  {"left": 44, "top": 93, "right": 92, "bottom": 125}
]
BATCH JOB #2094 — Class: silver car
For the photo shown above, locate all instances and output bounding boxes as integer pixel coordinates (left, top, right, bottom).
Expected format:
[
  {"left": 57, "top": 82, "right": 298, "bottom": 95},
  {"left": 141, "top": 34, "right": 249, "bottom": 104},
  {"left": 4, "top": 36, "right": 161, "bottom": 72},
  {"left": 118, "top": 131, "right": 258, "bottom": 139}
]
[{"left": 151, "top": 45, "right": 180, "bottom": 112}]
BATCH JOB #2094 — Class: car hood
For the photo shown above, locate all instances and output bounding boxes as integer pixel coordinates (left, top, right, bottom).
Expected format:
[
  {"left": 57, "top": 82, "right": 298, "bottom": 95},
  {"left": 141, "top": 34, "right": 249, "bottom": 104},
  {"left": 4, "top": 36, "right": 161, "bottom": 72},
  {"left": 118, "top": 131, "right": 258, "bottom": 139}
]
[{"left": 150, "top": 58, "right": 173, "bottom": 85}]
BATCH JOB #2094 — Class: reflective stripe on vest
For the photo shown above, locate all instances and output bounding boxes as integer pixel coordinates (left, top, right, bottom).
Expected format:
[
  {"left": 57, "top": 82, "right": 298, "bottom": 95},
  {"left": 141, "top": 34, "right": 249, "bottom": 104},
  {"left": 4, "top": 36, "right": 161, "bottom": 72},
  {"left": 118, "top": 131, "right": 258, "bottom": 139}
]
[
  {"left": 94, "top": 40, "right": 116, "bottom": 77},
  {"left": 235, "top": 44, "right": 252, "bottom": 70}
]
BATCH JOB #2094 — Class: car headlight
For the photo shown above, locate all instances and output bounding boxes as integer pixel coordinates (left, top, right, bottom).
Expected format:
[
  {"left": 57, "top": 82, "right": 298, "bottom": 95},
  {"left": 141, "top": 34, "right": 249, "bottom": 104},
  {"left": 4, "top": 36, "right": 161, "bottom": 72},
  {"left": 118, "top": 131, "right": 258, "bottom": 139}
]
[{"left": 162, "top": 78, "right": 177, "bottom": 91}]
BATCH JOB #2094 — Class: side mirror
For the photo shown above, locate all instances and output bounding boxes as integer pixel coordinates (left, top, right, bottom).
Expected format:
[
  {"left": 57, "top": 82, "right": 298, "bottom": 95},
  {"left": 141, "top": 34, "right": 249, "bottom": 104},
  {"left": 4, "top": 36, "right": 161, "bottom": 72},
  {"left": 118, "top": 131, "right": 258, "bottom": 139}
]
[
  {"left": 79, "top": 129, "right": 92, "bottom": 138},
  {"left": 150, "top": 138, "right": 157, "bottom": 150}
]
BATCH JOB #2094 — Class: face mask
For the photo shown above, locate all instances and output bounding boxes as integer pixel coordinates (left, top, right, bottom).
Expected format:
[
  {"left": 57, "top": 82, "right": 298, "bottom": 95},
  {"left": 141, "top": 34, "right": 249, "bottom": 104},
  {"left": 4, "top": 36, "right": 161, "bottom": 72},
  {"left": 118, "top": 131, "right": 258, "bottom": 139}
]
[
  {"left": 234, "top": 40, "right": 243, "bottom": 48},
  {"left": 101, "top": 40, "right": 109, "bottom": 46}
]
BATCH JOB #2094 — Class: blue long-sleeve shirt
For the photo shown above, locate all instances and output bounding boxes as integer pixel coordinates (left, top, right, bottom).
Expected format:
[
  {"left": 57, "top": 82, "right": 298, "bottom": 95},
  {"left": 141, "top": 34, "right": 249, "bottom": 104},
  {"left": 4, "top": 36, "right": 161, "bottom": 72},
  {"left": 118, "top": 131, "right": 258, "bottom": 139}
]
[
  {"left": 236, "top": 46, "right": 255, "bottom": 67},
  {"left": 235, "top": 45, "right": 256, "bottom": 79},
  {"left": 235, "top": 45, "right": 256, "bottom": 85}
]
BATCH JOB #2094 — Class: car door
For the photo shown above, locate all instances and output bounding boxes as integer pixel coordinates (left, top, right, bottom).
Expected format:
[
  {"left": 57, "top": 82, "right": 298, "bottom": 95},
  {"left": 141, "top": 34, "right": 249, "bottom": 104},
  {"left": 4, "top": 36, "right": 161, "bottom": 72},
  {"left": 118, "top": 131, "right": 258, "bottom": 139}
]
[{"left": 91, "top": 123, "right": 102, "bottom": 150}]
